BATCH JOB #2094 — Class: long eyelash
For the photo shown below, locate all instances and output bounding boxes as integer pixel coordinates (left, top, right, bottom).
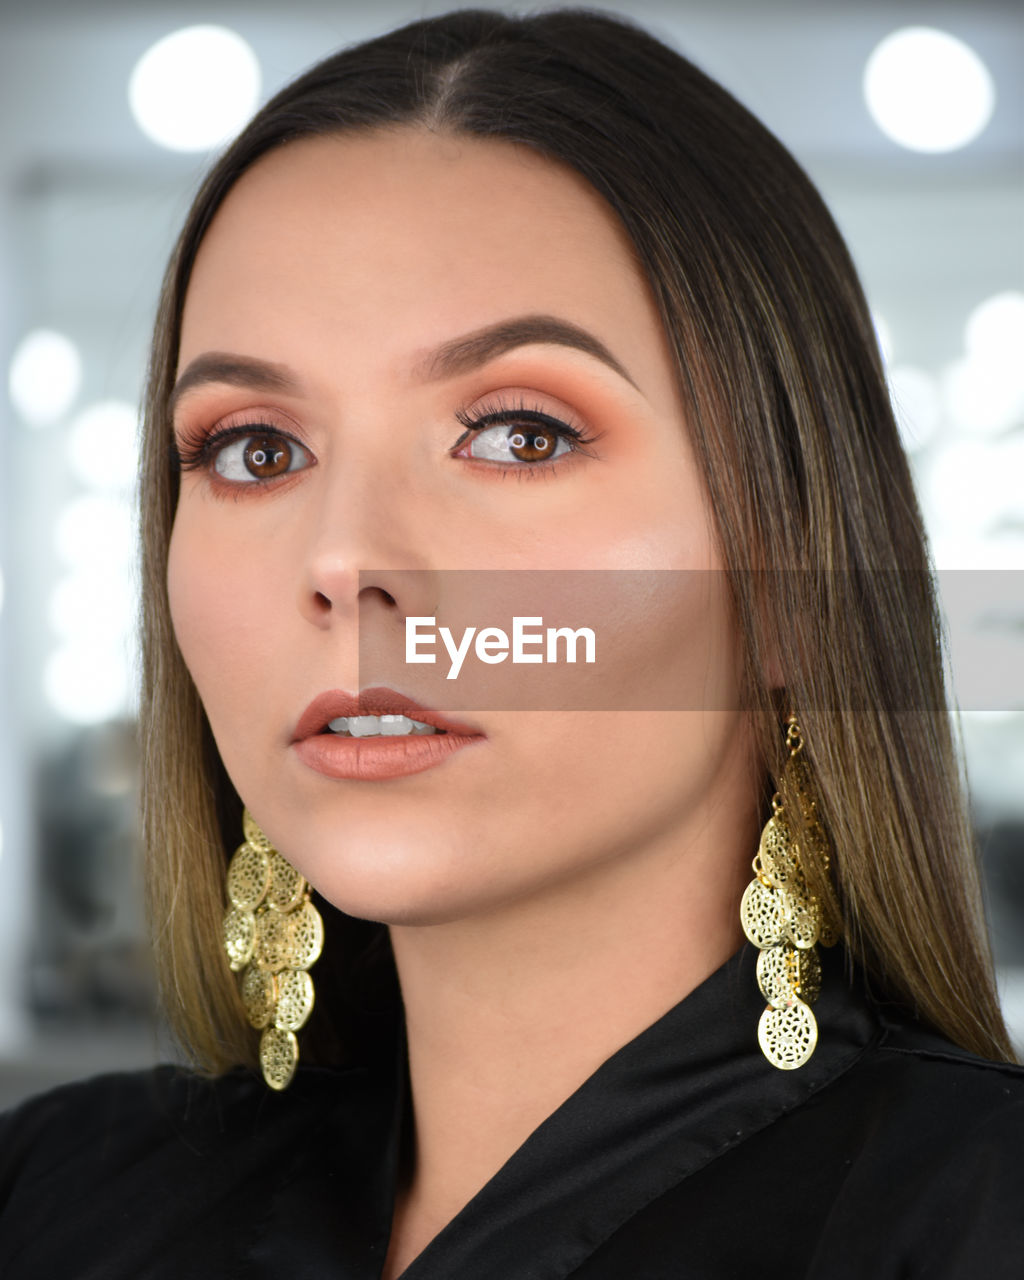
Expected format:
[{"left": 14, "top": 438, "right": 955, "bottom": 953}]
[
  {"left": 171, "top": 422, "right": 279, "bottom": 473},
  {"left": 453, "top": 396, "right": 601, "bottom": 456}
]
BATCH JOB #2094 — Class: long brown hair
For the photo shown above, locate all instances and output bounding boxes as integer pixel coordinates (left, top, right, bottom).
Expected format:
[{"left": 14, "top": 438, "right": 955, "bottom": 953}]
[{"left": 140, "top": 7, "right": 1014, "bottom": 1071}]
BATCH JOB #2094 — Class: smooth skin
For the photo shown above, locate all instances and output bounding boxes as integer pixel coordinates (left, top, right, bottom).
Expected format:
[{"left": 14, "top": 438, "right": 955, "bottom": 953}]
[{"left": 167, "top": 128, "right": 760, "bottom": 1277}]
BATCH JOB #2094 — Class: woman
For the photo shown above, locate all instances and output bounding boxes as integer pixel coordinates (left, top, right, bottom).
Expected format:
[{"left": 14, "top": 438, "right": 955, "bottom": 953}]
[{"left": 1, "top": 8, "right": 1021, "bottom": 1278}]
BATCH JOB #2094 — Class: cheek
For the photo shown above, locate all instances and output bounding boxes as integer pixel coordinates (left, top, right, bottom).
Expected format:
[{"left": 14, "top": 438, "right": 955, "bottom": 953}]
[
  {"left": 166, "top": 512, "right": 277, "bottom": 717},
  {"left": 450, "top": 706, "right": 749, "bottom": 908}
]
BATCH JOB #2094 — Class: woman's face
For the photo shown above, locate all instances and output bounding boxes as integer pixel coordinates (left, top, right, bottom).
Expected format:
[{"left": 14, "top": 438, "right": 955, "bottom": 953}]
[{"left": 167, "top": 129, "right": 756, "bottom": 926}]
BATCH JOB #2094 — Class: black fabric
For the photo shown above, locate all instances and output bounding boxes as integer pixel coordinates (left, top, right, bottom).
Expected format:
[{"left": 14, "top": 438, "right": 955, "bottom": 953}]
[{"left": 2, "top": 943, "right": 1023, "bottom": 1278}]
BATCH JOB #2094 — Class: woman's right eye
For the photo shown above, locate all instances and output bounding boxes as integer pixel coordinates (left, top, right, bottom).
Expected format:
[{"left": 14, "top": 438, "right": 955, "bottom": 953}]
[
  {"left": 177, "top": 426, "right": 314, "bottom": 485},
  {"left": 214, "top": 431, "right": 312, "bottom": 482}
]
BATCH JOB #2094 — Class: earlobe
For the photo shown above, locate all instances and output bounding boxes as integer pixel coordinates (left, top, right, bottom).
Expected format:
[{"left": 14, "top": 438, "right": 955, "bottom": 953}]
[{"left": 763, "top": 648, "right": 785, "bottom": 690}]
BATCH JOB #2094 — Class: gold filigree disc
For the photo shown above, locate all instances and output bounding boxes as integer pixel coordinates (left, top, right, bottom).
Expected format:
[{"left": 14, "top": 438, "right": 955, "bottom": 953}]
[
  {"left": 740, "top": 878, "right": 787, "bottom": 949},
  {"left": 241, "top": 965, "right": 277, "bottom": 1029},
  {"left": 253, "top": 899, "right": 324, "bottom": 972},
  {"left": 757, "top": 999, "right": 818, "bottom": 1070},
  {"left": 266, "top": 851, "right": 306, "bottom": 912},
  {"left": 222, "top": 906, "right": 256, "bottom": 972},
  {"left": 289, "top": 900, "right": 325, "bottom": 970},
  {"left": 758, "top": 817, "right": 797, "bottom": 885},
  {"left": 253, "top": 909, "right": 295, "bottom": 973},
  {"left": 226, "top": 842, "right": 271, "bottom": 911},
  {"left": 274, "top": 968, "right": 315, "bottom": 1031},
  {"left": 260, "top": 1027, "right": 298, "bottom": 1091},
  {"left": 242, "top": 809, "right": 272, "bottom": 855},
  {"left": 785, "top": 898, "right": 820, "bottom": 950}
]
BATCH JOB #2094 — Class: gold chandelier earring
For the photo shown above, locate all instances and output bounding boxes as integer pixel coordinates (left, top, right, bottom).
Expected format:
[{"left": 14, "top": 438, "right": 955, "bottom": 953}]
[
  {"left": 221, "top": 809, "right": 325, "bottom": 1090},
  {"left": 740, "top": 714, "right": 841, "bottom": 1070}
]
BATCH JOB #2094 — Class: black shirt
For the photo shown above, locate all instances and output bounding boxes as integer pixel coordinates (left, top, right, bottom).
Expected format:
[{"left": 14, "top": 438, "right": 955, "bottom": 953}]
[{"left": 2, "top": 943, "right": 1023, "bottom": 1278}]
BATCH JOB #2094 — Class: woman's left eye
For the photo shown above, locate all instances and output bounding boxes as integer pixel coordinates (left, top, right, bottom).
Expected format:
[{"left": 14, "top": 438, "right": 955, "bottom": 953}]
[
  {"left": 204, "top": 430, "right": 312, "bottom": 483},
  {"left": 453, "top": 408, "right": 597, "bottom": 467},
  {"left": 466, "top": 423, "right": 572, "bottom": 463}
]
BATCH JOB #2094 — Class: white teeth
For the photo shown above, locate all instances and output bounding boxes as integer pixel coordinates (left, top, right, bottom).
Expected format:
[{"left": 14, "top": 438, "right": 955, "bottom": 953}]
[{"left": 326, "top": 713, "right": 440, "bottom": 737}]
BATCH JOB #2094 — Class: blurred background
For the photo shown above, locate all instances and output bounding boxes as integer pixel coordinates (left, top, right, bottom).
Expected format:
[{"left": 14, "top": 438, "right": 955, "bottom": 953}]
[{"left": 0, "top": 0, "right": 1021, "bottom": 1108}]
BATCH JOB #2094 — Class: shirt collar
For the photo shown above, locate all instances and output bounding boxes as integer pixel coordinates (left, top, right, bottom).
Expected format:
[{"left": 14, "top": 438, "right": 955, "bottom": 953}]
[
  {"left": 391, "top": 941, "right": 878, "bottom": 1278},
  {"left": 251, "top": 941, "right": 878, "bottom": 1278}
]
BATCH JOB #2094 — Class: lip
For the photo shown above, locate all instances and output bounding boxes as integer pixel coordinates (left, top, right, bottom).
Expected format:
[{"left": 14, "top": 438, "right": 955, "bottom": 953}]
[
  {"left": 292, "top": 687, "right": 483, "bottom": 741},
  {"left": 291, "top": 686, "right": 485, "bottom": 782}
]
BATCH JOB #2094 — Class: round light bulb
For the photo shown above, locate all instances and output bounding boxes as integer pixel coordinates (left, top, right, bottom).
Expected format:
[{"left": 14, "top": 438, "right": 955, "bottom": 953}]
[
  {"left": 8, "top": 328, "right": 82, "bottom": 426},
  {"left": 53, "top": 495, "right": 135, "bottom": 570},
  {"left": 864, "top": 27, "right": 995, "bottom": 153},
  {"left": 129, "top": 25, "right": 261, "bottom": 153},
  {"left": 943, "top": 356, "right": 1024, "bottom": 437},
  {"left": 965, "top": 292, "right": 1024, "bottom": 365},
  {"left": 44, "top": 642, "right": 130, "bottom": 725},
  {"left": 49, "top": 569, "right": 135, "bottom": 642},
  {"left": 68, "top": 400, "right": 139, "bottom": 493}
]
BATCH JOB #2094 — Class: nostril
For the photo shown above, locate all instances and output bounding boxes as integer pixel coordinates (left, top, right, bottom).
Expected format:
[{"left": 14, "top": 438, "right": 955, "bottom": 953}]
[
  {"left": 313, "top": 590, "right": 332, "bottom": 611},
  {"left": 357, "top": 584, "right": 398, "bottom": 608}
]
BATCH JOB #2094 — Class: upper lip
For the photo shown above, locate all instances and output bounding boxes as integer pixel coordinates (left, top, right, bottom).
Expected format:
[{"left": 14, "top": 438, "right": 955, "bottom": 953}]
[{"left": 292, "top": 687, "right": 485, "bottom": 741}]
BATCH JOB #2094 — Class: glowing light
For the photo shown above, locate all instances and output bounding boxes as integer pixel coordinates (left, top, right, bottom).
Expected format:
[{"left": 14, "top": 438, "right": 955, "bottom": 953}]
[
  {"left": 924, "top": 439, "right": 998, "bottom": 537},
  {"left": 49, "top": 570, "right": 135, "bottom": 641},
  {"left": 930, "top": 532, "right": 1024, "bottom": 571},
  {"left": 129, "top": 25, "right": 261, "bottom": 152},
  {"left": 864, "top": 27, "right": 995, "bottom": 153},
  {"left": 44, "top": 642, "right": 130, "bottom": 725},
  {"left": 888, "top": 365, "right": 940, "bottom": 452},
  {"left": 68, "top": 400, "right": 139, "bottom": 493},
  {"left": 7, "top": 329, "right": 82, "bottom": 426},
  {"left": 943, "top": 356, "right": 1024, "bottom": 437},
  {"left": 965, "top": 292, "right": 1024, "bottom": 365},
  {"left": 53, "top": 495, "right": 135, "bottom": 570},
  {"left": 926, "top": 435, "right": 1024, "bottom": 558}
]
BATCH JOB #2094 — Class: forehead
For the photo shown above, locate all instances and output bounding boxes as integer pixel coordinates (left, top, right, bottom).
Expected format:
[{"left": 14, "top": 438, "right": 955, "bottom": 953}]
[{"left": 178, "top": 128, "right": 673, "bottom": 393}]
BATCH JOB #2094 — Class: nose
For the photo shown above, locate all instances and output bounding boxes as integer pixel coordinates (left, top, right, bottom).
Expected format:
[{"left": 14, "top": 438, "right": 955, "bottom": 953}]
[{"left": 297, "top": 460, "right": 440, "bottom": 631}]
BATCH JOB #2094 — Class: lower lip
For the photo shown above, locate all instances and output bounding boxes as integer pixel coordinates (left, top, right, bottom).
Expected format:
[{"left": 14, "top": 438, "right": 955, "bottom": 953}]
[{"left": 292, "top": 732, "right": 484, "bottom": 781}]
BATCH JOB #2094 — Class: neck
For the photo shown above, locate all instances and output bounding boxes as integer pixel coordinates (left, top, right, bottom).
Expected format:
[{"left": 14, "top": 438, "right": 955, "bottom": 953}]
[{"left": 385, "top": 812, "right": 754, "bottom": 1258}]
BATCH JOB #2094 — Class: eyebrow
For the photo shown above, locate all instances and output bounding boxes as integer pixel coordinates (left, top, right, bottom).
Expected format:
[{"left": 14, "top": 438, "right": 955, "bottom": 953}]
[
  {"left": 169, "top": 313, "right": 638, "bottom": 412},
  {"left": 170, "top": 353, "right": 302, "bottom": 414},
  {"left": 416, "top": 314, "right": 639, "bottom": 389}
]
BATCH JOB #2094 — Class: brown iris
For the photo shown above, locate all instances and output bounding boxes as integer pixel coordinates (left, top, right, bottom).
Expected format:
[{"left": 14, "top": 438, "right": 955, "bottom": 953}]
[
  {"left": 507, "top": 429, "right": 557, "bottom": 462},
  {"left": 244, "top": 435, "right": 292, "bottom": 479}
]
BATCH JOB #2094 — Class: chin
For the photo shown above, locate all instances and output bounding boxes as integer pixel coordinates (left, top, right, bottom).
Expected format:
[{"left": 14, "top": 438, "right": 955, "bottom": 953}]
[
  {"left": 279, "top": 827, "right": 494, "bottom": 927},
  {"left": 317, "top": 877, "right": 502, "bottom": 930}
]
